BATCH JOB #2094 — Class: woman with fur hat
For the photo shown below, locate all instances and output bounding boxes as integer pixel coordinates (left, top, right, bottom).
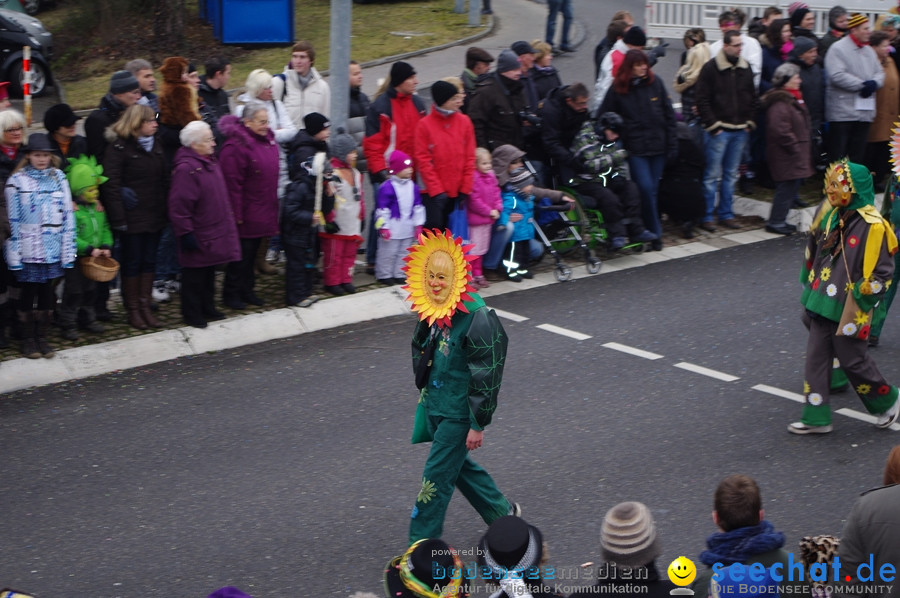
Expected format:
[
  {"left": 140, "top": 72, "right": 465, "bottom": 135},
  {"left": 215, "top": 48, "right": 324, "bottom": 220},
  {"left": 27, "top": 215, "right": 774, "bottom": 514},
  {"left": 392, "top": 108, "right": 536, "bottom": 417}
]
[
  {"left": 218, "top": 103, "right": 280, "bottom": 310},
  {"left": 761, "top": 62, "right": 812, "bottom": 235},
  {"left": 320, "top": 128, "right": 364, "bottom": 295},
  {"left": 103, "top": 104, "right": 169, "bottom": 330}
]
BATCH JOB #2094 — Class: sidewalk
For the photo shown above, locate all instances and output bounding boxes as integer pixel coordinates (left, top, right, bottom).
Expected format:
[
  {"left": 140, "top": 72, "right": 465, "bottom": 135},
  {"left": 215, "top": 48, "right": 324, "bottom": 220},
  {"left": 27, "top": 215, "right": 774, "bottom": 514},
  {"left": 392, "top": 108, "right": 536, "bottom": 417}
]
[{"left": 0, "top": 0, "right": 798, "bottom": 395}]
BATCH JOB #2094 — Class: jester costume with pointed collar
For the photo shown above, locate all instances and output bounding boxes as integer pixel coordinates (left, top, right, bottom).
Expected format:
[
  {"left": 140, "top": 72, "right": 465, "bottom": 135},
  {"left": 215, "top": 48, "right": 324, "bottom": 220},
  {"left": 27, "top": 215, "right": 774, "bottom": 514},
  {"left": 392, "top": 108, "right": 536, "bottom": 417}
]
[
  {"left": 795, "top": 160, "right": 900, "bottom": 429},
  {"left": 404, "top": 229, "right": 512, "bottom": 544}
]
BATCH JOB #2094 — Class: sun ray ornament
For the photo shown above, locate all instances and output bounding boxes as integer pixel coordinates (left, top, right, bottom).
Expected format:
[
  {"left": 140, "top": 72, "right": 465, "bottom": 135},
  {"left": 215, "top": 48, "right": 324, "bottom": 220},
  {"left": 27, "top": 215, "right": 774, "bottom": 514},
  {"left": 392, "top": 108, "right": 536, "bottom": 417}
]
[{"left": 402, "top": 228, "right": 478, "bottom": 328}]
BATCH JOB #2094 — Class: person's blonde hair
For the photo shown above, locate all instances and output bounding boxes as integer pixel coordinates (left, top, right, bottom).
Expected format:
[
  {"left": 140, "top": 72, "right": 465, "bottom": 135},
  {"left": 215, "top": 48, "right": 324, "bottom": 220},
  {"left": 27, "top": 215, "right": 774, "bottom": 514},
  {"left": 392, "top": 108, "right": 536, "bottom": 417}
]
[
  {"left": 441, "top": 76, "right": 464, "bottom": 93},
  {"left": 475, "top": 147, "right": 492, "bottom": 162},
  {"left": 244, "top": 68, "right": 273, "bottom": 100},
  {"left": 110, "top": 104, "right": 156, "bottom": 140},
  {"left": 12, "top": 152, "right": 62, "bottom": 174},
  {"left": 531, "top": 40, "right": 553, "bottom": 62}
]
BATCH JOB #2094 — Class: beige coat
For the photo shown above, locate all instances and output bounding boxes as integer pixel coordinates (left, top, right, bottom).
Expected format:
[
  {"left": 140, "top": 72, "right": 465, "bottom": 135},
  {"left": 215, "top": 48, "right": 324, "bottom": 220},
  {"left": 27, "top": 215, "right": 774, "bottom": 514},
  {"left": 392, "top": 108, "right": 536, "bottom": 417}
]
[
  {"left": 868, "top": 57, "right": 899, "bottom": 142},
  {"left": 673, "top": 42, "right": 711, "bottom": 94}
]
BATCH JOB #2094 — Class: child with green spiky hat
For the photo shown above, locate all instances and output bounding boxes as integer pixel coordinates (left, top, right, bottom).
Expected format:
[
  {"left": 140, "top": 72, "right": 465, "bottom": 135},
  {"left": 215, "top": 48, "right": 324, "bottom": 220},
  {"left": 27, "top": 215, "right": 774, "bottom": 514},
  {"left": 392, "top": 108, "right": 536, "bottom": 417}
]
[{"left": 60, "top": 156, "right": 113, "bottom": 341}]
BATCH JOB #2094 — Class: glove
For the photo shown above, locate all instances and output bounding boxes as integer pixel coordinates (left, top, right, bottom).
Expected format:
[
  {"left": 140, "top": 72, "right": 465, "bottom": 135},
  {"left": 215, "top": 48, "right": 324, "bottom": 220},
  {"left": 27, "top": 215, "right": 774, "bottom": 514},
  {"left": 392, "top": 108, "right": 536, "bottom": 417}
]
[
  {"left": 325, "top": 222, "right": 340, "bottom": 234},
  {"left": 611, "top": 148, "right": 629, "bottom": 166},
  {"left": 180, "top": 232, "right": 199, "bottom": 252},
  {"left": 649, "top": 41, "right": 668, "bottom": 59},
  {"left": 676, "top": 72, "right": 686, "bottom": 85},
  {"left": 121, "top": 187, "right": 139, "bottom": 210},
  {"left": 860, "top": 80, "right": 877, "bottom": 98},
  {"left": 379, "top": 228, "right": 391, "bottom": 240},
  {"left": 372, "top": 169, "right": 390, "bottom": 184},
  {"left": 456, "top": 192, "right": 469, "bottom": 206}
]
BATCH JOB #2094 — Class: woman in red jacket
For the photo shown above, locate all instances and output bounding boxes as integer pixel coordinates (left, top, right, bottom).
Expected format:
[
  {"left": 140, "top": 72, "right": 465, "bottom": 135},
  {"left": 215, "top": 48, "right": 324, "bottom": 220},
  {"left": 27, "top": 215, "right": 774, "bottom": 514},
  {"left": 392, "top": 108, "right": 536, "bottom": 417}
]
[{"left": 414, "top": 79, "right": 476, "bottom": 231}]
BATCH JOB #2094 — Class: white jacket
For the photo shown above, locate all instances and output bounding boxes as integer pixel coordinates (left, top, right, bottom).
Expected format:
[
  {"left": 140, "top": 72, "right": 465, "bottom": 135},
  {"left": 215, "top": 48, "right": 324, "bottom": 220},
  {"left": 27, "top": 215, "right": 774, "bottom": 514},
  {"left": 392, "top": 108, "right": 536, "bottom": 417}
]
[{"left": 271, "top": 66, "right": 331, "bottom": 129}]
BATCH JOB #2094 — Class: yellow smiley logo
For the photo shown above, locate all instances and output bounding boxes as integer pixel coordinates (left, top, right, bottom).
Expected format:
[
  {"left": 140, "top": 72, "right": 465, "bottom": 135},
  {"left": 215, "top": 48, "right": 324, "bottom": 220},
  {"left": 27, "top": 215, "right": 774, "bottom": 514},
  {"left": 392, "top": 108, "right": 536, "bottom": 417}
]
[{"left": 667, "top": 556, "right": 697, "bottom": 586}]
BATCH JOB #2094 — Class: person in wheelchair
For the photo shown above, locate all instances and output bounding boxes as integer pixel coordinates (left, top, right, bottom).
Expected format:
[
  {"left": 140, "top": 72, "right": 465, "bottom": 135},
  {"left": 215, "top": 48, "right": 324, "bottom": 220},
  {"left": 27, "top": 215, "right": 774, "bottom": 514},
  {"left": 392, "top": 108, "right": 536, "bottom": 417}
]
[{"left": 568, "top": 111, "right": 657, "bottom": 250}]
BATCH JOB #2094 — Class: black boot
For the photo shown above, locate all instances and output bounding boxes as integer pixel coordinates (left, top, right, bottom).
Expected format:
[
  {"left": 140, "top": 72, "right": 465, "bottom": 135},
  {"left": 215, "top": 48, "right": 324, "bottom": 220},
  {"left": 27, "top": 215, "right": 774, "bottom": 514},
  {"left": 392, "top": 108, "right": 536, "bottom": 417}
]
[
  {"left": 35, "top": 311, "right": 55, "bottom": 358},
  {"left": 18, "top": 311, "right": 40, "bottom": 359},
  {"left": 0, "top": 302, "right": 9, "bottom": 349}
]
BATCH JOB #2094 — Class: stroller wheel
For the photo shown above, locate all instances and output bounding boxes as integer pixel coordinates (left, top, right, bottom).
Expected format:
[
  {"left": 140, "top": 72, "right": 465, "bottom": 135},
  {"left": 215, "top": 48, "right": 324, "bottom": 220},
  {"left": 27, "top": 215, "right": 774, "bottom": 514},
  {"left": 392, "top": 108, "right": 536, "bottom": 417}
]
[
  {"left": 587, "top": 259, "right": 602, "bottom": 275},
  {"left": 555, "top": 266, "right": 573, "bottom": 282}
]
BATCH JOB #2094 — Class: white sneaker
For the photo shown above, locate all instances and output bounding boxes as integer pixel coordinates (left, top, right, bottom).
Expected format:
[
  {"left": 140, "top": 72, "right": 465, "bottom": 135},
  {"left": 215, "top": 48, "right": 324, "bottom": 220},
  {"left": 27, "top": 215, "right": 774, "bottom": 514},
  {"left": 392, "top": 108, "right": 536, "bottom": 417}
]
[
  {"left": 151, "top": 281, "right": 170, "bottom": 302},
  {"left": 876, "top": 398, "right": 900, "bottom": 429},
  {"left": 788, "top": 422, "right": 833, "bottom": 435}
]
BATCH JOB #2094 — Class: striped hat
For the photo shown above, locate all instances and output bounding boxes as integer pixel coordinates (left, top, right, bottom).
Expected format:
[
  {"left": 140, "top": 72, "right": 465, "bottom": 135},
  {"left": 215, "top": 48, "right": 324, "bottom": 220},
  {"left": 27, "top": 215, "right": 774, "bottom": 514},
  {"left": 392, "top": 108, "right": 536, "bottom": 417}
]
[
  {"left": 601, "top": 501, "right": 661, "bottom": 568},
  {"left": 847, "top": 13, "right": 869, "bottom": 29}
]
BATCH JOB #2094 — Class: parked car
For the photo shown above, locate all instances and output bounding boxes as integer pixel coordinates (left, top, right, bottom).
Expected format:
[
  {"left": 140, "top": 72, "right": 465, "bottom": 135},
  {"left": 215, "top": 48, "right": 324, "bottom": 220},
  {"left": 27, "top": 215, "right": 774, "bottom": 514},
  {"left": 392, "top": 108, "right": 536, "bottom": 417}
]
[{"left": 0, "top": 8, "right": 53, "bottom": 97}]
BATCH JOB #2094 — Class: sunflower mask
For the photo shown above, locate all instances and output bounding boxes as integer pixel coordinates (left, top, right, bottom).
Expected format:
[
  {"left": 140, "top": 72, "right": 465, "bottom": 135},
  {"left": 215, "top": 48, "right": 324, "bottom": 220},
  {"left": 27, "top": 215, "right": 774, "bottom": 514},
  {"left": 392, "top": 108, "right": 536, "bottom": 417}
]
[{"left": 403, "top": 229, "right": 476, "bottom": 328}]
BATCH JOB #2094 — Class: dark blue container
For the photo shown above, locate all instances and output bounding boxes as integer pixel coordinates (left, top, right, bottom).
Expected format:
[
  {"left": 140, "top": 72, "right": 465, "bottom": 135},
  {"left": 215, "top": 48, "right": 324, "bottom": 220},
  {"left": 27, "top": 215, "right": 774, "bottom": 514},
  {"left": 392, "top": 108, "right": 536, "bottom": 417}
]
[
  {"left": 207, "top": 0, "right": 221, "bottom": 40},
  {"left": 220, "top": 0, "right": 294, "bottom": 44}
]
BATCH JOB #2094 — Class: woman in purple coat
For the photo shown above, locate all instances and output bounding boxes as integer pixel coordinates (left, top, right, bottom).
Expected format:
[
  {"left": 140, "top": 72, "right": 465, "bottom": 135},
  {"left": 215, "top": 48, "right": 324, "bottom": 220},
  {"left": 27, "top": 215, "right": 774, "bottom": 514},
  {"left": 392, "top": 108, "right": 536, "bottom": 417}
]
[
  {"left": 217, "top": 102, "right": 280, "bottom": 310},
  {"left": 168, "top": 121, "right": 241, "bottom": 328}
]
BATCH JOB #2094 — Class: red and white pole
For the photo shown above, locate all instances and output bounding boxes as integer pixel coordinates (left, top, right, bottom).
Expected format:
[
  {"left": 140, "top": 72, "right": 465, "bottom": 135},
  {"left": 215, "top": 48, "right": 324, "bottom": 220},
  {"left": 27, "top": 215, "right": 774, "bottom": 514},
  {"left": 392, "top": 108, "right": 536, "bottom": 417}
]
[{"left": 23, "top": 46, "right": 31, "bottom": 127}]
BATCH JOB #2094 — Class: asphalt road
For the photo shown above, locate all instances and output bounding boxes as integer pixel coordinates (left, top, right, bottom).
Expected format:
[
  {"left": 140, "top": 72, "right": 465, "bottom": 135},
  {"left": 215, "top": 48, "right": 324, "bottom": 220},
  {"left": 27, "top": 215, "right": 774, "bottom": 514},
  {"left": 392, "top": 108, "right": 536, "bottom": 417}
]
[{"left": 3, "top": 236, "right": 900, "bottom": 597}]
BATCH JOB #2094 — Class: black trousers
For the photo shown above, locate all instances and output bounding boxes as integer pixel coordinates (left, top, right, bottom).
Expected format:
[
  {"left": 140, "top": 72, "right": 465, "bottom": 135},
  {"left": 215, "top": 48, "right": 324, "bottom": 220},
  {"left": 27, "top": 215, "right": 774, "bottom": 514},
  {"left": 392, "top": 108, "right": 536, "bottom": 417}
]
[
  {"left": 223, "top": 237, "right": 262, "bottom": 303},
  {"left": 423, "top": 193, "right": 455, "bottom": 231},
  {"left": 827, "top": 121, "right": 870, "bottom": 165},
  {"left": 181, "top": 266, "right": 217, "bottom": 323},
  {"left": 283, "top": 242, "right": 317, "bottom": 305},
  {"left": 576, "top": 179, "right": 643, "bottom": 238}
]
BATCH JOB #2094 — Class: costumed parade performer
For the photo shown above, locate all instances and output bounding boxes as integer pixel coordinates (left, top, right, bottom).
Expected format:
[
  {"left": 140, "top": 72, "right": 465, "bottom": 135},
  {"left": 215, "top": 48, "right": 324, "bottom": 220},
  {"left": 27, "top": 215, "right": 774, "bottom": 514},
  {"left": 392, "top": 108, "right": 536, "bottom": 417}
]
[
  {"left": 403, "top": 228, "right": 517, "bottom": 544},
  {"left": 789, "top": 159, "right": 900, "bottom": 434}
]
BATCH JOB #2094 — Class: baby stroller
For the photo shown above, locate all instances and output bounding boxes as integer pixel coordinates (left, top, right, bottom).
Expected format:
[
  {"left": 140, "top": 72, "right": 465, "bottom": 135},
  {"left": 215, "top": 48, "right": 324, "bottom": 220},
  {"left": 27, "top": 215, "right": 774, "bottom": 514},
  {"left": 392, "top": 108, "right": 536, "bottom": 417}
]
[
  {"left": 533, "top": 195, "right": 602, "bottom": 281},
  {"left": 658, "top": 120, "right": 706, "bottom": 238}
]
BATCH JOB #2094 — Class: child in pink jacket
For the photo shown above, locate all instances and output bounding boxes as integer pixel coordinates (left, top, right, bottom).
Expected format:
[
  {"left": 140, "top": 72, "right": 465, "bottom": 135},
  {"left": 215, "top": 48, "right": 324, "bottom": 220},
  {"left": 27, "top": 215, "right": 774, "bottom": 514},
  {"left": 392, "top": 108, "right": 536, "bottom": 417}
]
[{"left": 467, "top": 147, "right": 503, "bottom": 288}]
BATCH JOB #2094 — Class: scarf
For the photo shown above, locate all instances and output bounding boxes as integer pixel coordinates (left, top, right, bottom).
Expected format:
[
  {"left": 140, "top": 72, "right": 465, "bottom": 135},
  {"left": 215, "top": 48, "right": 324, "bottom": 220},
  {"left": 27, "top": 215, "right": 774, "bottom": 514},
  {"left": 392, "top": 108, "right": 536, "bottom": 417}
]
[
  {"left": 137, "top": 135, "right": 155, "bottom": 152},
  {"left": 850, "top": 32, "right": 868, "bottom": 48},
  {"left": 0, "top": 144, "right": 18, "bottom": 161},
  {"left": 780, "top": 39, "right": 795, "bottom": 61},
  {"left": 699, "top": 520, "right": 785, "bottom": 566},
  {"left": 296, "top": 70, "right": 313, "bottom": 90},
  {"left": 787, "top": 88, "right": 803, "bottom": 101}
]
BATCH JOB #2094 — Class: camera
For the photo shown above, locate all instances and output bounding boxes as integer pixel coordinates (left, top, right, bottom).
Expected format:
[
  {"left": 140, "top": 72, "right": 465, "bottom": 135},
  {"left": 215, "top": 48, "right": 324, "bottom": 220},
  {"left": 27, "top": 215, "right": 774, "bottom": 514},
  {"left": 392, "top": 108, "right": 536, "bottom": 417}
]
[{"left": 519, "top": 111, "right": 543, "bottom": 128}]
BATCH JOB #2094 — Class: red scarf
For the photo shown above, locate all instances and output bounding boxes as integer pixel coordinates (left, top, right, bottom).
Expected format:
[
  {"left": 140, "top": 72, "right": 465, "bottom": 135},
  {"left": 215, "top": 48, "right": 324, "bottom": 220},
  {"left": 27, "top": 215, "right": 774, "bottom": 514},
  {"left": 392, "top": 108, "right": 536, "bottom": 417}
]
[
  {"left": 787, "top": 88, "right": 803, "bottom": 101},
  {"left": 0, "top": 144, "right": 18, "bottom": 161},
  {"left": 849, "top": 32, "right": 868, "bottom": 48}
]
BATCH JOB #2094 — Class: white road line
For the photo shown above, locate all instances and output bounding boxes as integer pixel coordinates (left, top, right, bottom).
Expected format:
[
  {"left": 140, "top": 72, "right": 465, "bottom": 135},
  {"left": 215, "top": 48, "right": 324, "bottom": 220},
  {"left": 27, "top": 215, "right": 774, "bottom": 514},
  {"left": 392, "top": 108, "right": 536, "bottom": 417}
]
[
  {"left": 536, "top": 324, "right": 592, "bottom": 341},
  {"left": 751, "top": 384, "right": 806, "bottom": 403},
  {"left": 674, "top": 362, "right": 740, "bottom": 382},
  {"left": 602, "top": 342, "right": 664, "bottom": 360},
  {"left": 835, "top": 408, "right": 900, "bottom": 431},
  {"left": 491, "top": 308, "right": 530, "bottom": 323}
]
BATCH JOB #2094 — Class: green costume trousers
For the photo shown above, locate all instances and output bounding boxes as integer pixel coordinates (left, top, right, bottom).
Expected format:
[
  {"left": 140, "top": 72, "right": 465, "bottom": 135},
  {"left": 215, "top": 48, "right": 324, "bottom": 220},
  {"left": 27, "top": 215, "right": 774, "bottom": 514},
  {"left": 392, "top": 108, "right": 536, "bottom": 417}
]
[
  {"left": 802, "top": 315, "right": 898, "bottom": 426},
  {"left": 409, "top": 416, "right": 510, "bottom": 544}
]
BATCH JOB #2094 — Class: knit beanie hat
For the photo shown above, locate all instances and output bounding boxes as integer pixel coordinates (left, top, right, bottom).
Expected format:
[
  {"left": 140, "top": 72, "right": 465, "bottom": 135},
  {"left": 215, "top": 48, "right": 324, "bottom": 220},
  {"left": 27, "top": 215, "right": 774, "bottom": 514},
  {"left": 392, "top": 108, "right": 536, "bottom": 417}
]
[
  {"left": 389, "top": 149, "right": 413, "bottom": 174},
  {"left": 787, "top": 1, "right": 808, "bottom": 15},
  {"left": 496, "top": 49, "right": 520, "bottom": 73},
  {"left": 790, "top": 36, "right": 817, "bottom": 58},
  {"left": 304, "top": 112, "right": 330, "bottom": 136},
  {"left": 389, "top": 61, "right": 416, "bottom": 88},
  {"left": 109, "top": 70, "right": 139, "bottom": 95},
  {"left": 329, "top": 127, "right": 357, "bottom": 163},
  {"left": 431, "top": 80, "right": 459, "bottom": 108},
  {"left": 847, "top": 13, "right": 868, "bottom": 29},
  {"left": 790, "top": 7, "right": 811, "bottom": 28},
  {"left": 43, "top": 103, "right": 81, "bottom": 133},
  {"left": 623, "top": 26, "right": 647, "bottom": 47},
  {"left": 772, "top": 62, "right": 801, "bottom": 87},
  {"left": 508, "top": 166, "right": 534, "bottom": 191},
  {"left": 600, "top": 501, "right": 661, "bottom": 568}
]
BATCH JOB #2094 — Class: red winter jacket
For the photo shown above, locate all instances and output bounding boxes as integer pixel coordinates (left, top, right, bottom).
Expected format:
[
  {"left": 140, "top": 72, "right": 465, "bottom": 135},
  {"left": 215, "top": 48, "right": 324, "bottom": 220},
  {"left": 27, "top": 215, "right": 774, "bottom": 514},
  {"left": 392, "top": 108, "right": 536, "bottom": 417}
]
[
  {"left": 362, "top": 89, "right": 426, "bottom": 176},
  {"left": 414, "top": 109, "right": 476, "bottom": 198}
]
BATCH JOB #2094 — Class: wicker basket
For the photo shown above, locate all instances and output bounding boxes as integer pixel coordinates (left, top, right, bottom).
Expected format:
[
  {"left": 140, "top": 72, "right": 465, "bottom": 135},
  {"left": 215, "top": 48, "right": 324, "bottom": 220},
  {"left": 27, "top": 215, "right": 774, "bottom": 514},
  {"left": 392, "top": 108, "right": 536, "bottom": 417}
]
[{"left": 80, "top": 255, "right": 120, "bottom": 282}]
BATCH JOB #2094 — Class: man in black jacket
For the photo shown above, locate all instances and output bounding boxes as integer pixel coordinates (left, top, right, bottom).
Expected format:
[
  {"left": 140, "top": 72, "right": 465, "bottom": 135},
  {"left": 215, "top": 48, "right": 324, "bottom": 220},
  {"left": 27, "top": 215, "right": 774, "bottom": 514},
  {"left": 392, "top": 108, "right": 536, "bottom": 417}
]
[
  {"left": 468, "top": 50, "right": 528, "bottom": 152},
  {"left": 84, "top": 71, "right": 142, "bottom": 165},
  {"left": 695, "top": 29, "right": 759, "bottom": 232},
  {"left": 198, "top": 56, "right": 232, "bottom": 146}
]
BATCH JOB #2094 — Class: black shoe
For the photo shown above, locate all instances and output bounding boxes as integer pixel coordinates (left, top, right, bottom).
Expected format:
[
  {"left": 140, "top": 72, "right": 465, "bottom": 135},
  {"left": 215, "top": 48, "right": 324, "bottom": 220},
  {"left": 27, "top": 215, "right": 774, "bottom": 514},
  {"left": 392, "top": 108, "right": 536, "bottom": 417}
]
[
  {"left": 393, "top": 277, "right": 407, "bottom": 286},
  {"left": 223, "top": 298, "right": 246, "bottom": 310},
  {"left": 324, "top": 285, "right": 346, "bottom": 296},
  {"left": 869, "top": 335, "right": 880, "bottom": 347},
  {"left": 559, "top": 45, "right": 575, "bottom": 52},
  {"left": 738, "top": 176, "right": 753, "bottom": 195},
  {"left": 682, "top": 221, "right": 695, "bottom": 239},
  {"left": 765, "top": 223, "right": 795, "bottom": 235},
  {"left": 650, "top": 239, "right": 663, "bottom": 251},
  {"left": 61, "top": 328, "right": 80, "bottom": 341},
  {"left": 719, "top": 218, "right": 741, "bottom": 230},
  {"left": 185, "top": 317, "right": 208, "bottom": 329},
  {"left": 243, "top": 293, "right": 265, "bottom": 306},
  {"left": 341, "top": 283, "right": 357, "bottom": 294},
  {"left": 376, "top": 278, "right": 395, "bottom": 286},
  {"left": 365, "top": 265, "right": 376, "bottom": 276},
  {"left": 506, "top": 272, "right": 523, "bottom": 282},
  {"left": 792, "top": 198, "right": 811, "bottom": 208},
  {"left": 80, "top": 321, "right": 106, "bottom": 334},
  {"left": 517, "top": 270, "right": 534, "bottom": 279},
  {"left": 203, "top": 309, "right": 227, "bottom": 321},
  {"left": 96, "top": 307, "right": 113, "bottom": 322},
  {"left": 699, "top": 221, "right": 716, "bottom": 233}
]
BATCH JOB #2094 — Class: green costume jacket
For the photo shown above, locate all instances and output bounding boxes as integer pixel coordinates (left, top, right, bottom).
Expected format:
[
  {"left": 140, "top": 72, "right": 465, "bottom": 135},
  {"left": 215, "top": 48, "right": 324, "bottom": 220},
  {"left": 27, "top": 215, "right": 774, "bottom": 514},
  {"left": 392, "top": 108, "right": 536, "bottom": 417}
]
[
  {"left": 73, "top": 201, "right": 113, "bottom": 257},
  {"left": 411, "top": 294, "right": 508, "bottom": 432}
]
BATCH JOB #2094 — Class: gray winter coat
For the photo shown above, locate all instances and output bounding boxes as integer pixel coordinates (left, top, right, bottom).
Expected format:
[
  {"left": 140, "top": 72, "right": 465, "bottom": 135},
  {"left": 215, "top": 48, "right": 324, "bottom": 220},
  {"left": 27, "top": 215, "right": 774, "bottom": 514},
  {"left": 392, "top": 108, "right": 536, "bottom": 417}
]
[
  {"left": 824, "top": 35, "right": 884, "bottom": 122},
  {"left": 836, "top": 483, "right": 900, "bottom": 597}
]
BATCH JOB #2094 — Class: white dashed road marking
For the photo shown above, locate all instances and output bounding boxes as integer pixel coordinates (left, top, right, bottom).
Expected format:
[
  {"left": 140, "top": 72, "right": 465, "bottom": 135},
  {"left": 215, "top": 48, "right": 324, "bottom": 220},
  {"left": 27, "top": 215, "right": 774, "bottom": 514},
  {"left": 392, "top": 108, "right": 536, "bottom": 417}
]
[
  {"left": 752, "top": 384, "right": 806, "bottom": 403},
  {"left": 492, "top": 309, "right": 530, "bottom": 323},
  {"left": 673, "top": 362, "right": 740, "bottom": 382},
  {"left": 601, "top": 342, "right": 664, "bottom": 360},
  {"left": 535, "top": 324, "right": 592, "bottom": 341}
]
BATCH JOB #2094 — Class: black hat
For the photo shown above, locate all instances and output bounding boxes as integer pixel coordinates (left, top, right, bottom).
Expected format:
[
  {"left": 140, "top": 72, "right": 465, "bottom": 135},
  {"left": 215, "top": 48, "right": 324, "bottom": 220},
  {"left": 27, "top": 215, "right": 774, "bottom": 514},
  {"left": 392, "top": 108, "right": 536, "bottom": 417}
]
[
  {"left": 390, "top": 61, "right": 417, "bottom": 88},
  {"left": 466, "top": 46, "right": 494, "bottom": 64},
  {"left": 511, "top": 40, "right": 536, "bottom": 55},
  {"left": 790, "top": 36, "right": 817, "bottom": 58},
  {"left": 623, "top": 26, "right": 647, "bottom": 47},
  {"left": 43, "top": 103, "right": 81, "bottom": 133},
  {"left": 478, "top": 516, "right": 544, "bottom": 572},
  {"left": 431, "top": 80, "right": 459, "bottom": 108},
  {"left": 24, "top": 133, "right": 54, "bottom": 153},
  {"left": 303, "top": 112, "right": 330, "bottom": 136},
  {"left": 109, "top": 70, "right": 140, "bottom": 95},
  {"left": 384, "top": 539, "right": 468, "bottom": 598},
  {"left": 496, "top": 50, "right": 521, "bottom": 74}
]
